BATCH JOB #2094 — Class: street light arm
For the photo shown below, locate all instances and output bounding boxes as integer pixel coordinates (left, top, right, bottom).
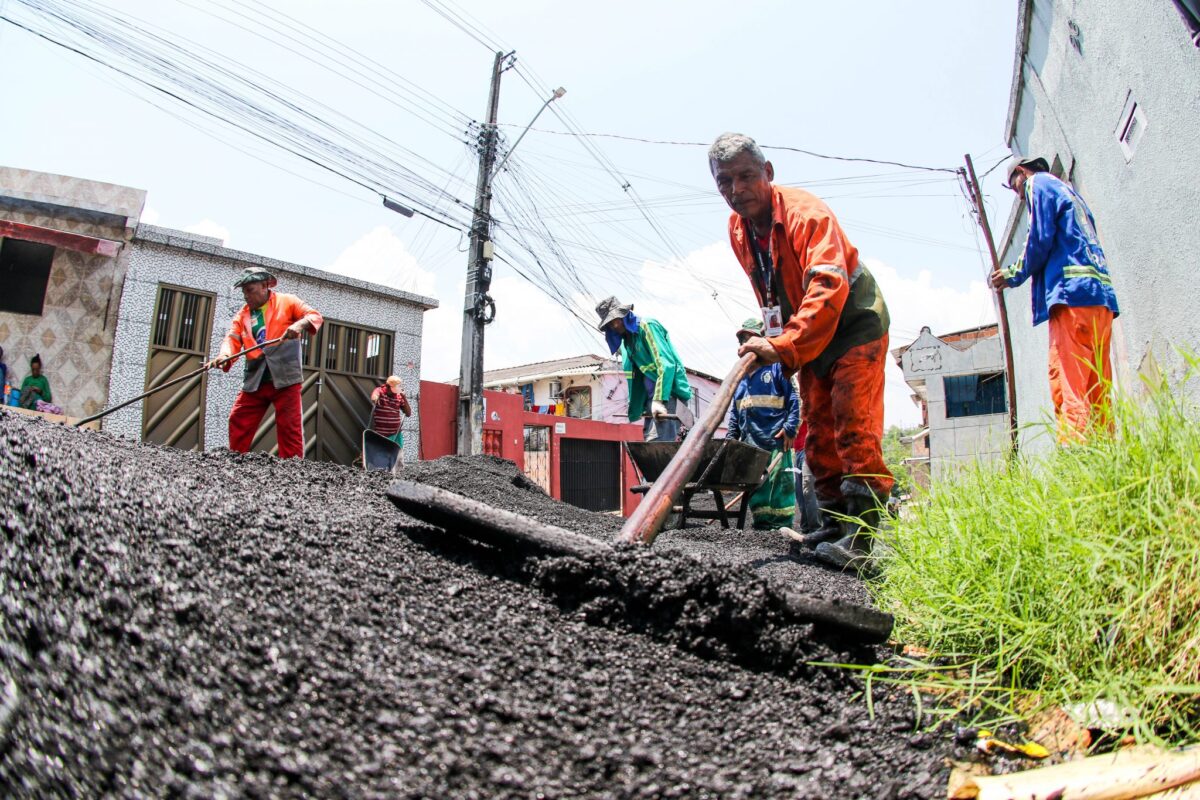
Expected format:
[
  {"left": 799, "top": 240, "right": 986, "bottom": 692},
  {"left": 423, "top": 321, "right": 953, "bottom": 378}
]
[{"left": 490, "top": 87, "right": 565, "bottom": 179}]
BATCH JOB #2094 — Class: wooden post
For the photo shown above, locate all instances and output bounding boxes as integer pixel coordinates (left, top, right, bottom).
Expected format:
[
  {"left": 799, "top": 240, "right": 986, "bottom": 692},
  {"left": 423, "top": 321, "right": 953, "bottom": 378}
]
[{"left": 962, "top": 154, "right": 1019, "bottom": 454}]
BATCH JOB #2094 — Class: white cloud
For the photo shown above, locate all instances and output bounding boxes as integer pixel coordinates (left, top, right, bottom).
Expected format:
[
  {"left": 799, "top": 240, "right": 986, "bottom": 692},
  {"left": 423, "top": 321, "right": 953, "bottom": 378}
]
[
  {"left": 140, "top": 205, "right": 161, "bottom": 225},
  {"left": 868, "top": 257, "right": 996, "bottom": 428},
  {"left": 325, "top": 226, "right": 437, "bottom": 296},
  {"left": 419, "top": 274, "right": 601, "bottom": 383},
  {"left": 183, "top": 219, "right": 231, "bottom": 246}
]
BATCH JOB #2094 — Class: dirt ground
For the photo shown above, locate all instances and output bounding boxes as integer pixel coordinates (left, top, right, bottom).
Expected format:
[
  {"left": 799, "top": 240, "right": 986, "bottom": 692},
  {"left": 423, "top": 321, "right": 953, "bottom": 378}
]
[{"left": 0, "top": 413, "right": 959, "bottom": 798}]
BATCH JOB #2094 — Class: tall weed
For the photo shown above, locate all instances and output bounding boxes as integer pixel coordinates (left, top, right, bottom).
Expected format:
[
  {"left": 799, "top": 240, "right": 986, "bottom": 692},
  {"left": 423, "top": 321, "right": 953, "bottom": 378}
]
[{"left": 871, "top": 368, "right": 1200, "bottom": 742}]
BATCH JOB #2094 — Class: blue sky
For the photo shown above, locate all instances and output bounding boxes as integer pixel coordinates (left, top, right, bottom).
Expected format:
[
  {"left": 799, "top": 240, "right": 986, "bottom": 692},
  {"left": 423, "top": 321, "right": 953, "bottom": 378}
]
[{"left": 0, "top": 0, "right": 1020, "bottom": 426}]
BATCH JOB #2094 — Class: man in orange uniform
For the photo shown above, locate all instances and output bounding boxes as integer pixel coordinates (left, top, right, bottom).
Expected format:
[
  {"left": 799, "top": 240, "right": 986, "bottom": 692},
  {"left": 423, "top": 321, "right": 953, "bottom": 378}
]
[
  {"left": 708, "top": 133, "right": 892, "bottom": 570},
  {"left": 209, "top": 267, "right": 323, "bottom": 459},
  {"left": 991, "top": 156, "right": 1120, "bottom": 441}
]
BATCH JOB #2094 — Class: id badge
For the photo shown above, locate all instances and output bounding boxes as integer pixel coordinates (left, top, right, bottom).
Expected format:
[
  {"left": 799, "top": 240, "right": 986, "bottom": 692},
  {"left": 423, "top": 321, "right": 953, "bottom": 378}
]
[{"left": 762, "top": 305, "right": 784, "bottom": 337}]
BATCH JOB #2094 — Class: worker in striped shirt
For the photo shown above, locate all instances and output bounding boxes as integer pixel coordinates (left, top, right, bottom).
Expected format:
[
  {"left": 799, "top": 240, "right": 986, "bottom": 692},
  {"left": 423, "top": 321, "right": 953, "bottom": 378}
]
[{"left": 370, "top": 375, "right": 412, "bottom": 451}]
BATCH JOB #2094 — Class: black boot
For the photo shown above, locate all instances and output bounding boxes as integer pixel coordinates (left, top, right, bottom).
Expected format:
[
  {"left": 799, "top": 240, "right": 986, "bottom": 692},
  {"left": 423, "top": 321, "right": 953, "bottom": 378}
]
[
  {"left": 815, "top": 493, "right": 882, "bottom": 571},
  {"left": 799, "top": 498, "right": 845, "bottom": 548}
]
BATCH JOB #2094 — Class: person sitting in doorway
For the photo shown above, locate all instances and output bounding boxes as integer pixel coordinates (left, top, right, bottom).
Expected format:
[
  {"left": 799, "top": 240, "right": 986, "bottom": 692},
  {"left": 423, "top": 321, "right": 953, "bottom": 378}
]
[
  {"left": 0, "top": 345, "right": 10, "bottom": 404},
  {"left": 18, "top": 354, "right": 52, "bottom": 410},
  {"left": 370, "top": 375, "right": 412, "bottom": 452}
]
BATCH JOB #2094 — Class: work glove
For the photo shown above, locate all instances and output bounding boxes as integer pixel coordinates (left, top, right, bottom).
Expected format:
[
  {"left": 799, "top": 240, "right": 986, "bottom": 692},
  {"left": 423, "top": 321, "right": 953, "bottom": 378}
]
[
  {"left": 284, "top": 321, "right": 307, "bottom": 340},
  {"left": 651, "top": 400, "right": 669, "bottom": 419}
]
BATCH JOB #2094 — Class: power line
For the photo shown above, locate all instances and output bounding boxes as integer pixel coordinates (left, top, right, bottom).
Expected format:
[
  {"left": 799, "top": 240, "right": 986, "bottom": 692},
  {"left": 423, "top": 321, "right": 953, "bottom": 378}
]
[
  {"left": 3, "top": 0, "right": 476, "bottom": 231},
  {"left": 495, "top": 125, "right": 961, "bottom": 174}
]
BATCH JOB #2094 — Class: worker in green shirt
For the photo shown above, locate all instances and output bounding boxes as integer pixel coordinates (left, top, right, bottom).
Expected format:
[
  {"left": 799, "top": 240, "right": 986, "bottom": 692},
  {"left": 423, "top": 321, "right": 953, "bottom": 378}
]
[
  {"left": 19, "top": 354, "right": 52, "bottom": 410},
  {"left": 596, "top": 296, "right": 693, "bottom": 442}
]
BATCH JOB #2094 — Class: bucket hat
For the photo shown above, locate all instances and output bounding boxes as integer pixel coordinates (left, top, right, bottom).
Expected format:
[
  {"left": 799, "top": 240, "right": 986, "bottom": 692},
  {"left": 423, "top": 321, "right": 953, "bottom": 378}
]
[{"left": 595, "top": 296, "right": 632, "bottom": 331}]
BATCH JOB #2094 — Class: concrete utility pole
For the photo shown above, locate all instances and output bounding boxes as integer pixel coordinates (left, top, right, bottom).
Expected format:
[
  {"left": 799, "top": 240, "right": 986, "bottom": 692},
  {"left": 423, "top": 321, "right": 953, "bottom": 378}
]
[
  {"left": 457, "top": 50, "right": 511, "bottom": 455},
  {"left": 961, "top": 154, "right": 1019, "bottom": 454}
]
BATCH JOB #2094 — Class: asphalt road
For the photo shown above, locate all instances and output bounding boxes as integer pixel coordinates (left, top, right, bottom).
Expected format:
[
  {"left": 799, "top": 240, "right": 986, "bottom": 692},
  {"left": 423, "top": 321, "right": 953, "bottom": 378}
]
[{"left": 0, "top": 413, "right": 953, "bottom": 798}]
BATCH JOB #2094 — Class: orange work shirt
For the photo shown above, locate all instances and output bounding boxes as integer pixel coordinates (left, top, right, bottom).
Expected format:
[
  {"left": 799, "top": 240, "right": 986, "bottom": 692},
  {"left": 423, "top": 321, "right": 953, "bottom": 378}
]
[
  {"left": 220, "top": 291, "right": 324, "bottom": 361},
  {"left": 727, "top": 184, "right": 873, "bottom": 373}
]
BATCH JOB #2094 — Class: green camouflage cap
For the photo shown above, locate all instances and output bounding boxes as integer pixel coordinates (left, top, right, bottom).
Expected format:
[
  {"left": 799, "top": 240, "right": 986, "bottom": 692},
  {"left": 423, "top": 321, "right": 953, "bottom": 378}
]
[
  {"left": 736, "top": 317, "right": 764, "bottom": 338},
  {"left": 232, "top": 267, "right": 277, "bottom": 288}
]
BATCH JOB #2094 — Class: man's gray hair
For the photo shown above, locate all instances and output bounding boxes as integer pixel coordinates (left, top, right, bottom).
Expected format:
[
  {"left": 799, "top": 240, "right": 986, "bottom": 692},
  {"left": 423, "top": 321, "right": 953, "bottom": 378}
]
[{"left": 708, "top": 132, "right": 766, "bottom": 166}]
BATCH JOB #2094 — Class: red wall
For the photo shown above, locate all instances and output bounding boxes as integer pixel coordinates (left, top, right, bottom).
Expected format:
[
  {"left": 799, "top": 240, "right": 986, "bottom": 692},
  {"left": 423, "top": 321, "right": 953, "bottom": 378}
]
[
  {"left": 419, "top": 380, "right": 644, "bottom": 516},
  {"left": 418, "top": 380, "right": 458, "bottom": 461},
  {"left": 520, "top": 411, "right": 644, "bottom": 516},
  {"left": 483, "top": 390, "right": 526, "bottom": 468}
]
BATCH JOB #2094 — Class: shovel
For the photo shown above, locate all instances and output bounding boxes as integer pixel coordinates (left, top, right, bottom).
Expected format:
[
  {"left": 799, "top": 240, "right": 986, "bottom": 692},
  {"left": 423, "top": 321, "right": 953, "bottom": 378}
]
[
  {"left": 387, "top": 352, "right": 894, "bottom": 643},
  {"left": 74, "top": 336, "right": 288, "bottom": 428}
]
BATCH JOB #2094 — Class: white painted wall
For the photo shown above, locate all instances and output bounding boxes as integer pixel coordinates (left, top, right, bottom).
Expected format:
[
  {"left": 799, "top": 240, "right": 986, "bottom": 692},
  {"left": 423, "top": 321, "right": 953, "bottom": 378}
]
[
  {"left": 105, "top": 226, "right": 436, "bottom": 462},
  {"left": 901, "top": 329, "right": 1010, "bottom": 478}
]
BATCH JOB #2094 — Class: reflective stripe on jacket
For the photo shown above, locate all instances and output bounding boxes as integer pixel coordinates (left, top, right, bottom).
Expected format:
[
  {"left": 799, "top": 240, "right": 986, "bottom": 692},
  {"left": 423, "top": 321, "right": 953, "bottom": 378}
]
[
  {"left": 221, "top": 291, "right": 323, "bottom": 392},
  {"left": 727, "top": 185, "right": 888, "bottom": 377},
  {"left": 1001, "top": 173, "right": 1120, "bottom": 326},
  {"left": 726, "top": 363, "right": 799, "bottom": 452},
  {"left": 622, "top": 317, "right": 692, "bottom": 422}
]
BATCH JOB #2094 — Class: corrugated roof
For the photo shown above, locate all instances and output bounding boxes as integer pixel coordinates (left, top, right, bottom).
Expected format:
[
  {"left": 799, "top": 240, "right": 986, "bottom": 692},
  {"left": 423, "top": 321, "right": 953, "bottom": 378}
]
[{"left": 481, "top": 353, "right": 723, "bottom": 386}]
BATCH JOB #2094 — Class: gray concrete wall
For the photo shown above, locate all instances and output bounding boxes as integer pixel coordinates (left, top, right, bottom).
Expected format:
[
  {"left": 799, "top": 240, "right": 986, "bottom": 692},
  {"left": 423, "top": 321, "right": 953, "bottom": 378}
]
[
  {"left": 105, "top": 226, "right": 435, "bottom": 463},
  {"left": 999, "top": 0, "right": 1200, "bottom": 453}
]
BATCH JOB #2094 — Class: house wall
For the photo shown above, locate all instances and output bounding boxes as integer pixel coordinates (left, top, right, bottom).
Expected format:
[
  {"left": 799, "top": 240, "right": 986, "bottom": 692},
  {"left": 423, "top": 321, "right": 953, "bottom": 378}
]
[
  {"left": 497, "top": 366, "right": 726, "bottom": 431},
  {"left": 1001, "top": 0, "right": 1200, "bottom": 453},
  {"left": 600, "top": 370, "right": 726, "bottom": 433},
  {"left": 0, "top": 167, "right": 145, "bottom": 417},
  {"left": 105, "top": 226, "right": 433, "bottom": 461},
  {"left": 902, "top": 330, "right": 1010, "bottom": 478}
]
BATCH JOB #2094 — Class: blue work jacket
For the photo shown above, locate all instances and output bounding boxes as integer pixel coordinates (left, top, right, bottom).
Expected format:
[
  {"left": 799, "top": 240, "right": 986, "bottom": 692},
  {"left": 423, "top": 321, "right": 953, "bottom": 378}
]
[
  {"left": 1001, "top": 173, "right": 1119, "bottom": 326},
  {"left": 726, "top": 363, "right": 799, "bottom": 452}
]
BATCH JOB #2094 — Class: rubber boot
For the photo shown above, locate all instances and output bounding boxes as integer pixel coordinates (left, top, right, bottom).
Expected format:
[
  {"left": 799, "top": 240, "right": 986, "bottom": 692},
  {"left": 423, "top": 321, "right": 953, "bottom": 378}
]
[
  {"left": 815, "top": 493, "right": 881, "bottom": 572},
  {"left": 794, "top": 498, "right": 844, "bottom": 553}
]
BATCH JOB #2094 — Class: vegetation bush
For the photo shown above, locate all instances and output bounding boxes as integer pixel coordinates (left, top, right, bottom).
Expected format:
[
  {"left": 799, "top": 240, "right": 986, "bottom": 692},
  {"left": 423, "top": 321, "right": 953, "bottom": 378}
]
[{"left": 869, "top": 370, "right": 1200, "bottom": 743}]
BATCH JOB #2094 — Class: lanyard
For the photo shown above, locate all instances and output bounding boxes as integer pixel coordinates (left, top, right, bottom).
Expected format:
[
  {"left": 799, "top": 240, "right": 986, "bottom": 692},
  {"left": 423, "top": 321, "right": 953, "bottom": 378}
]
[{"left": 745, "top": 221, "right": 778, "bottom": 306}]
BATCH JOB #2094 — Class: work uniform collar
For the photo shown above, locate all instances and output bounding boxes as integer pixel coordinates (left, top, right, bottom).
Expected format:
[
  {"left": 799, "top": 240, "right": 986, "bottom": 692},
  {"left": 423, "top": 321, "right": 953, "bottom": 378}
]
[{"left": 733, "top": 184, "right": 785, "bottom": 246}]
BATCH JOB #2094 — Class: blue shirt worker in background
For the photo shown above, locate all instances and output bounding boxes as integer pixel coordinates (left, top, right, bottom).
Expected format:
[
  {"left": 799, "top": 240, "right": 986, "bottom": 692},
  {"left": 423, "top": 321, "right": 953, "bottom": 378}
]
[
  {"left": 596, "top": 296, "right": 692, "bottom": 443},
  {"left": 991, "top": 156, "right": 1120, "bottom": 442},
  {"left": 727, "top": 318, "right": 800, "bottom": 530}
]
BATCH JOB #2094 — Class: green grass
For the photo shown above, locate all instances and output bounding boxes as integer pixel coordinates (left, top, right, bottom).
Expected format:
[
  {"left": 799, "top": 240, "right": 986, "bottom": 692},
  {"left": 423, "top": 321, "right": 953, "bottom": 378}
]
[{"left": 866, "top": 367, "right": 1200, "bottom": 743}]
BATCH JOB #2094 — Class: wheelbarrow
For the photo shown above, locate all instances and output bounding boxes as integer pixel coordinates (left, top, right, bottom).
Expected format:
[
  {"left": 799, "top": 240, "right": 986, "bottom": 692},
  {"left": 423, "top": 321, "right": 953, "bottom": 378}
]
[
  {"left": 362, "top": 429, "right": 403, "bottom": 473},
  {"left": 624, "top": 438, "right": 770, "bottom": 530},
  {"left": 387, "top": 353, "right": 894, "bottom": 643}
]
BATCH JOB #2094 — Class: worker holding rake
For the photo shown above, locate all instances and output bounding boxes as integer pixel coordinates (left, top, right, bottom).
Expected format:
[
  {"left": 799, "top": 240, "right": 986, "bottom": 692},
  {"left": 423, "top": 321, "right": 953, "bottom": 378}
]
[
  {"left": 208, "top": 267, "right": 323, "bottom": 459},
  {"left": 709, "top": 133, "right": 893, "bottom": 571}
]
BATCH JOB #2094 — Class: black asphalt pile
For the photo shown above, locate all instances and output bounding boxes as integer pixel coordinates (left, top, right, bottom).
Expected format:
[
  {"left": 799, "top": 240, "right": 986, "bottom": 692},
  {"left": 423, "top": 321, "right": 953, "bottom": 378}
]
[
  {"left": 404, "top": 455, "right": 880, "bottom": 671},
  {"left": 1, "top": 413, "right": 955, "bottom": 798}
]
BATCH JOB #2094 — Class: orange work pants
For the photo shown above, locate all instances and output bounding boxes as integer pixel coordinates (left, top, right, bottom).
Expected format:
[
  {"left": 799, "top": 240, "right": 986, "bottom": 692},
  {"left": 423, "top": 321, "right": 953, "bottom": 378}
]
[
  {"left": 228, "top": 381, "right": 305, "bottom": 459},
  {"left": 1048, "top": 305, "right": 1114, "bottom": 442},
  {"left": 800, "top": 335, "right": 894, "bottom": 502}
]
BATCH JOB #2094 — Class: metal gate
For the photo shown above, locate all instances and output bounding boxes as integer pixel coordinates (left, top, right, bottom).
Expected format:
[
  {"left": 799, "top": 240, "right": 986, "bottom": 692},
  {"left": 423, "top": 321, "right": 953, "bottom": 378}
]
[
  {"left": 142, "top": 285, "right": 214, "bottom": 451},
  {"left": 559, "top": 438, "right": 621, "bottom": 512},
  {"left": 251, "top": 320, "right": 393, "bottom": 464},
  {"left": 523, "top": 425, "right": 551, "bottom": 492}
]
